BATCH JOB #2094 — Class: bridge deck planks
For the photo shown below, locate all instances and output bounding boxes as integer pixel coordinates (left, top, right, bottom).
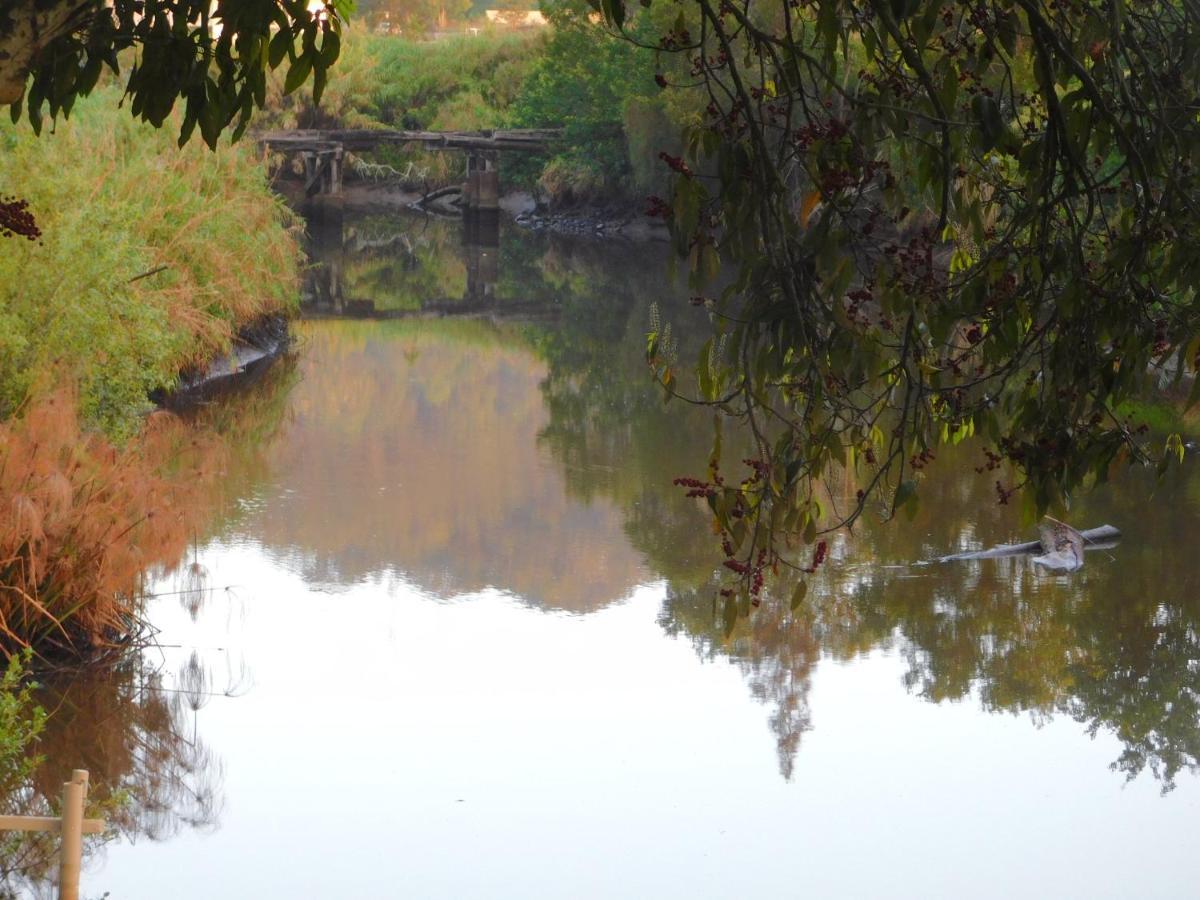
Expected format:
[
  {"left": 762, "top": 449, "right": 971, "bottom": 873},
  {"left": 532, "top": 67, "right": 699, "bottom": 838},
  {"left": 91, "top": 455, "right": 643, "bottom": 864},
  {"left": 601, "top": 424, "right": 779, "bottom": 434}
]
[{"left": 258, "top": 128, "right": 559, "bottom": 154}]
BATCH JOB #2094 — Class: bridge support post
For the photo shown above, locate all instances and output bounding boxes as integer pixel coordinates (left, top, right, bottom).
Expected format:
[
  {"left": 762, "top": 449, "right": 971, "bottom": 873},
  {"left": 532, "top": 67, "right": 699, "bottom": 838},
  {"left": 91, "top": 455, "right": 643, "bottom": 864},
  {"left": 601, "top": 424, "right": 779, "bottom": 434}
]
[
  {"left": 464, "top": 152, "right": 499, "bottom": 211},
  {"left": 301, "top": 145, "right": 344, "bottom": 199},
  {"left": 477, "top": 152, "right": 499, "bottom": 212},
  {"left": 463, "top": 212, "right": 499, "bottom": 304},
  {"left": 302, "top": 152, "right": 318, "bottom": 191},
  {"left": 326, "top": 146, "right": 343, "bottom": 196},
  {"left": 465, "top": 154, "right": 482, "bottom": 209}
]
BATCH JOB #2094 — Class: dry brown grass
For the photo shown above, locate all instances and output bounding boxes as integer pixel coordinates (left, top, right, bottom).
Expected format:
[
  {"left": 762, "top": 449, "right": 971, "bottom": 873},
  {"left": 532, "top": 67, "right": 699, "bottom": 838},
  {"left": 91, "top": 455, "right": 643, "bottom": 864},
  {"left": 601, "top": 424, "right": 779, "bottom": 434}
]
[{"left": 0, "top": 390, "right": 229, "bottom": 660}]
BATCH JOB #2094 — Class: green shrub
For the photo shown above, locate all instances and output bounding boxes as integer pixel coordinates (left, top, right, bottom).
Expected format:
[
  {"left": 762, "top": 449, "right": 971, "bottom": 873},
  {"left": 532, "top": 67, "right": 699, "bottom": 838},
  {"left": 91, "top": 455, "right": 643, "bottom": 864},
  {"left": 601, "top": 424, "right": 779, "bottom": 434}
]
[{"left": 0, "top": 653, "right": 44, "bottom": 802}]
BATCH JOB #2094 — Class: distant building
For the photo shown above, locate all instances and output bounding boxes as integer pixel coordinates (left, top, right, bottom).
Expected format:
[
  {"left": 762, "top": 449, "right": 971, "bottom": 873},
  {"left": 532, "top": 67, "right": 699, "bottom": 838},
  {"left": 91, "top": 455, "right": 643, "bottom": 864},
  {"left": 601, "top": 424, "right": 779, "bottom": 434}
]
[{"left": 483, "top": 9, "right": 548, "bottom": 27}]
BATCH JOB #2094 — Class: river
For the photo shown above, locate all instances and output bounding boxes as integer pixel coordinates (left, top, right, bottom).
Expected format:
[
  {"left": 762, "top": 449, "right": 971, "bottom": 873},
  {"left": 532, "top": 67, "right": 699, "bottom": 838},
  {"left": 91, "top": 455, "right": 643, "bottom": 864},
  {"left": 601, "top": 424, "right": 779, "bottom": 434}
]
[{"left": 28, "top": 208, "right": 1200, "bottom": 898}]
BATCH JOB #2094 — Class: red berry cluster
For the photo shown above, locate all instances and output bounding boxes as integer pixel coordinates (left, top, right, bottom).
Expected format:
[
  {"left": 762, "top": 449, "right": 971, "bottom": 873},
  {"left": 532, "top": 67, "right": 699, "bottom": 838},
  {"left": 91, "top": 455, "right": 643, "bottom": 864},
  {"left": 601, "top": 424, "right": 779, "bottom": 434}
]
[
  {"left": 995, "top": 481, "right": 1016, "bottom": 505},
  {"left": 703, "top": 97, "right": 749, "bottom": 140},
  {"left": 742, "top": 456, "right": 770, "bottom": 480},
  {"left": 644, "top": 195, "right": 672, "bottom": 219},
  {"left": 658, "top": 27, "right": 691, "bottom": 50},
  {"left": 975, "top": 447, "right": 1005, "bottom": 474},
  {"left": 0, "top": 196, "right": 41, "bottom": 242},
  {"left": 658, "top": 152, "right": 692, "bottom": 178},
  {"left": 881, "top": 228, "right": 940, "bottom": 302},
  {"left": 845, "top": 287, "right": 874, "bottom": 329},
  {"left": 672, "top": 476, "right": 716, "bottom": 500},
  {"left": 1152, "top": 318, "right": 1169, "bottom": 356},
  {"left": 719, "top": 547, "right": 770, "bottom": 604},
  {"left": 909, "top": 448, "right": 936, "bottom": 471},
  {"left": 802, "top": 540, "right": 828, "bottom": 574}
]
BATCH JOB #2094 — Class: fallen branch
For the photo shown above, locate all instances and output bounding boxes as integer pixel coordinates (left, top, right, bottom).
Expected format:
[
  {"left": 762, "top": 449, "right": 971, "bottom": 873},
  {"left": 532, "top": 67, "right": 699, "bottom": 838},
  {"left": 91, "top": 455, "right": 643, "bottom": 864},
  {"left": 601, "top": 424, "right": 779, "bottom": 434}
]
[{"left": 933, "top": 524, "right": 1122, "bottom": 563}]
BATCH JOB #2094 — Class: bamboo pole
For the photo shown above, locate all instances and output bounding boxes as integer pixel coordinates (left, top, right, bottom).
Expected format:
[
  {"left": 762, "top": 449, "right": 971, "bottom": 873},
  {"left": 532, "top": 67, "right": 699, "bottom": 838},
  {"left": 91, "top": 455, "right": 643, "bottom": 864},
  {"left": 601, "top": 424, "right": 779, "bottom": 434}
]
[
  {"left": 0, "top": 768, "right": 106, "bottom": 899},
  {"left": 0, "top": 816, "right": 104, "bottom": 834},
  {"left": 58, "top": 770, "right": 87, "bottom": 900}
]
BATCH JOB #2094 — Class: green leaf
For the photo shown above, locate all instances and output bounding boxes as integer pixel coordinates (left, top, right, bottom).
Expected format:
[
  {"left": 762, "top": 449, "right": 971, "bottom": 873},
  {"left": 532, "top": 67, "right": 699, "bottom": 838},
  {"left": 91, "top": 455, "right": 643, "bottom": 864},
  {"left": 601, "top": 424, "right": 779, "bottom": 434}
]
[
  {"left": 1166, "top": 433, "right": 1186, "bottom": 465},
  {"left": 320, "top": 29, "right": 341, "bottom": 67},
  {"left": 971, "top": 94, "right": 1005, "bottom": 154},
  {"left": 790, "top": 580, "right": 808, "bottom": 611},
  {"left": 894, "top": 479, "right": 918, "bottom": 515},
  {"left": 698, "top": 338, "right": 715, "bottom": 400},
  {"left": 722, "top": 595, "right": 738, "bottom": 638},
  {"left": 312, "top": 66, "right": 328, "bottom": 107},
  {"left": 269, "top": 29, "right": 291, "bottom": 69},
  {"left": 284, "top": 55, "right": 313, "bottom": 95},
  {"left": 601, "top": 0, "right": 625, "bottom": 28}
]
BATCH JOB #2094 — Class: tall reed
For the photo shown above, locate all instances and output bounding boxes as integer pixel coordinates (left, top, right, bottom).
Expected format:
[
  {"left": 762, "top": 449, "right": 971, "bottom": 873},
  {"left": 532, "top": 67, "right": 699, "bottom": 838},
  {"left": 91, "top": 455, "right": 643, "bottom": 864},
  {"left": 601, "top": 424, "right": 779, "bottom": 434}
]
[{"left": 0, "top": 390, "right": 230, "bottom": 659}]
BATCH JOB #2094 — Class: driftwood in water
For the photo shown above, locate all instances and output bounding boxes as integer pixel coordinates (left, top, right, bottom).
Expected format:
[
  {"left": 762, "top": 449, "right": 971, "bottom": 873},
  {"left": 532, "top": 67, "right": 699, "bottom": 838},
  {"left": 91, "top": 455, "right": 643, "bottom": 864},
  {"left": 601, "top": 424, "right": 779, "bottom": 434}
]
[{"left": 934, "top": 524, "right": 1121, "bottom": 563}]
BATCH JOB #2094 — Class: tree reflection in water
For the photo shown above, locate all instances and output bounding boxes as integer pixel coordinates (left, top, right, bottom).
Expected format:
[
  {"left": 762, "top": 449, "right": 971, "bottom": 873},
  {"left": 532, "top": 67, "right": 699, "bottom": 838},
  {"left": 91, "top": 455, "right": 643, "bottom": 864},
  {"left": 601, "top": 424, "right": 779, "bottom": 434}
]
[
  {"left": 302, "top": 209, "right": 1200, "bottom": 792},
  {"left": 650, "top": 452, "right": 1200, "bottom": 790},
  {"left": 0, "top": 656, "right": 226, "bottom": 898},
  {"left": 11, "top": 211, "right": 1192, "bottom": 894},
  {"left": 508, "top": 220, "right": 1200, "bottom": 791},
  {"left": 0, "top": 359, "right": 296, "bottom": 896}
]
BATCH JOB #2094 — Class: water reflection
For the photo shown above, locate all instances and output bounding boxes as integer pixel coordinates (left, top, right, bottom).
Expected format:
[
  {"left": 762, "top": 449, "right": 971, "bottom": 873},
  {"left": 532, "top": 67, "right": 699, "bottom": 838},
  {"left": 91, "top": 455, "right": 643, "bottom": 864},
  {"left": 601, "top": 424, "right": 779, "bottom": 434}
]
[
  {"left": 656, "top": 451, "right": 1200, "bottom": 789},
  {"left": 304, "top": 209, "right": 537, "bottom": 320},
  {"left": 0, "top": 360, "right": 297, "bottom": 895},
  {"left": 0, "top": 658, "right": 224, "bottom": 898},
  {"left": 22, "top": 205, "right": 1200, "bottom": 897},
  {"left": 6, "top": 203, "right": 1189, "bottom": 897},
  {"left": 223, "top": 208, "right": 1200, "bottom": 791}
]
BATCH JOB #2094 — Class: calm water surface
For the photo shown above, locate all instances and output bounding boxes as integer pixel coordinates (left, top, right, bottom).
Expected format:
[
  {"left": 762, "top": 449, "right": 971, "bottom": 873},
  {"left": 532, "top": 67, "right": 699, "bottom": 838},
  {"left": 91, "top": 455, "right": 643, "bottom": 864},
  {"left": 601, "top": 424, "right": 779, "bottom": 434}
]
[{"left": 41, "top": 211, "right": 1200, "bottom": 898}]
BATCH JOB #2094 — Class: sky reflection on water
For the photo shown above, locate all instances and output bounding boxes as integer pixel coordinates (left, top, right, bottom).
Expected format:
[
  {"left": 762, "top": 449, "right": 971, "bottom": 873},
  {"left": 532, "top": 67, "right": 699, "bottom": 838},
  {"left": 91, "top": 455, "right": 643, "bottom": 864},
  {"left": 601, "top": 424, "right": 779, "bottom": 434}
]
[{"left": 64, "top": 212, "right": 1200, "bottom": 899}]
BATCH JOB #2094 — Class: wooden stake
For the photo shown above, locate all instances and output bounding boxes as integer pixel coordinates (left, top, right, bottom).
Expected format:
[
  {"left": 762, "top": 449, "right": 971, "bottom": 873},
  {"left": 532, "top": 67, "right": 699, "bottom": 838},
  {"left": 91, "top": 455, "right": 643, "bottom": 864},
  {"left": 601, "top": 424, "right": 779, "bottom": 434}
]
[
  {"left": 58, "top": 770, "right": 87, "bottom": 900},
  {"left": 0, "top": 767, "right": 105, "bottom": 899}
]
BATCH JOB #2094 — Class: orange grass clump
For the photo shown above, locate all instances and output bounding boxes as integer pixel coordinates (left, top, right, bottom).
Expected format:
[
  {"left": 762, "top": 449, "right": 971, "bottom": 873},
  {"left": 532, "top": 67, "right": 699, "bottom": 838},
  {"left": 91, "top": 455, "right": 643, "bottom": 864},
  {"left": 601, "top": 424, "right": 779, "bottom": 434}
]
[{"left": 0, "top": 391, "right": 228, "bottom": 660}]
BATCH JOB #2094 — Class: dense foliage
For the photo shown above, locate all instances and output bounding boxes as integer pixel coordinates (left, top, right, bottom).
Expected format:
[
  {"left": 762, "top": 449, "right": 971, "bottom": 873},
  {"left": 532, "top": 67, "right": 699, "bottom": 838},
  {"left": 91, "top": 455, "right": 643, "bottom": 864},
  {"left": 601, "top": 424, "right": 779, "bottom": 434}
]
[
  {"left": 1, "top": 0, "right": 347, "bottom": 148},
  {"left": 591, "top": 0, "right": 1200, "bottom": 615}
]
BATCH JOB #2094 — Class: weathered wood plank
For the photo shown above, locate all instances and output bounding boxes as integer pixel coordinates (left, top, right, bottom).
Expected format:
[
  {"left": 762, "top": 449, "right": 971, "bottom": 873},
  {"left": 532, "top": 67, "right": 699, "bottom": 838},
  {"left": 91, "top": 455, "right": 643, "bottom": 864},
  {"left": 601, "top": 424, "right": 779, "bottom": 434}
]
[{"left": 257, "top": 127, "right": 561, "bottom": 154}]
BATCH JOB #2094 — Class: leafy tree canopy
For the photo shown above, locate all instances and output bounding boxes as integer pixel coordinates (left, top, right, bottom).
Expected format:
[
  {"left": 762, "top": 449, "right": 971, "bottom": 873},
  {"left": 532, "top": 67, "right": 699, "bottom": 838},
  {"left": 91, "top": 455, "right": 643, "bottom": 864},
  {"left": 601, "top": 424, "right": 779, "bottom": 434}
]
[
  {"left": 0, "top": 0, "right": 347, "bottom": 148},
  {"left": 591, "top": 0, "right": 1200, "bottom": 617}
]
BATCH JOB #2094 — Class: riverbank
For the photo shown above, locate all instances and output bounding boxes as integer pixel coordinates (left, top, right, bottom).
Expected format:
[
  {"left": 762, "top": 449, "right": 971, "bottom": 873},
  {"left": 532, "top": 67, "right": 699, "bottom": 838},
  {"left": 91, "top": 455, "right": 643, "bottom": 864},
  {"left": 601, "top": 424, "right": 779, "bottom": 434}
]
[{"left": 0, "top": 91, "right": 302, "bottom": 658}]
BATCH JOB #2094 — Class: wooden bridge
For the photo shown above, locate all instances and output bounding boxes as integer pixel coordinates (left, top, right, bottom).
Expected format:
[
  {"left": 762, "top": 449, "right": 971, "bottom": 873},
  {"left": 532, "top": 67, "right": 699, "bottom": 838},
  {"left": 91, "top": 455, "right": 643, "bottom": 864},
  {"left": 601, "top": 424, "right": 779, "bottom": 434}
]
[{"left": 258, "top": 128, "right": 560, "bottom": 209}]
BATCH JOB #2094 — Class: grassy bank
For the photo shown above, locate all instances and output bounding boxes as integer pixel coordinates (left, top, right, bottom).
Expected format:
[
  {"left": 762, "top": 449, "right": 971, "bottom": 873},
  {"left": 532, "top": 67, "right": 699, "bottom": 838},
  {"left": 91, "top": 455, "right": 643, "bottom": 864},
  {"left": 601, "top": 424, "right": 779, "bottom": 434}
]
[
  {"left": 0, "top": 87, "right": 301, "bottom": 440},
  {"left": 0, "top": 90, "right": 301, "bottom": 658}
]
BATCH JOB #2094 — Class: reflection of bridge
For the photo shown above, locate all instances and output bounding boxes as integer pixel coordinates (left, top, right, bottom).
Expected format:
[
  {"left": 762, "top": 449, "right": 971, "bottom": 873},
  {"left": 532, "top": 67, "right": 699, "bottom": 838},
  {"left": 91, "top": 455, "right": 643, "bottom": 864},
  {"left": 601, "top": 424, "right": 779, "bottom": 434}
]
[
  {"left": 304, "top": 211, "right": 557, "bottom": 322},
  {"left": 259, "top": 128, "right": 561, "bottom": 208}
]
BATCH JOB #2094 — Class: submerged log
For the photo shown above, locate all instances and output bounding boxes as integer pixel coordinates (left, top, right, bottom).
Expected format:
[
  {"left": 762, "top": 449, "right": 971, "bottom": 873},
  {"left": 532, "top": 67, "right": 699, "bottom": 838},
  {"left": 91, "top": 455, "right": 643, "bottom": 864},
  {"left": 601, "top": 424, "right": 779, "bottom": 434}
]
[
  {"left": 418, "top": 184, "right": 463, "bottom": 205},
  {"left": 933, "top": 524, "right": 1121, "bottom": 563}
]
